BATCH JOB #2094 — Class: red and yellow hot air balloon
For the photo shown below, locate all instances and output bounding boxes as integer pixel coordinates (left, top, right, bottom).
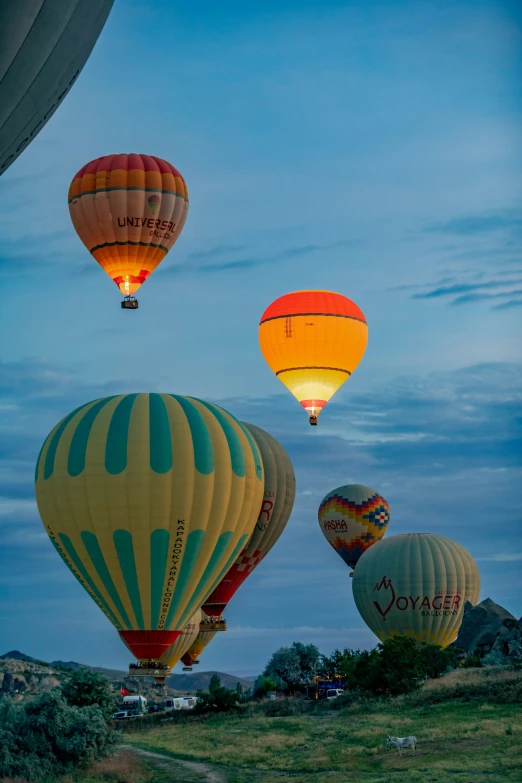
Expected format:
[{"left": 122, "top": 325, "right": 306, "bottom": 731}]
[
  {"left": 68, "top": 154, "right": 188, "bottom": 308},
  {"left": 180, "top": 618, "right": 220, "bottom": 670},
  {"left": 258, "top": 290, "right": 368, "bottom": 424},
  {"left": 201, "top": 421, "right": 296, "bottom": 619}
]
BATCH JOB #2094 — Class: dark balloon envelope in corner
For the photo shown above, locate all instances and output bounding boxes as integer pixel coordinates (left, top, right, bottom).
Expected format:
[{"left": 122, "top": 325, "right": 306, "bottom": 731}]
[{"left": 0, "top": 0, "right": 114, "bottom": 175}]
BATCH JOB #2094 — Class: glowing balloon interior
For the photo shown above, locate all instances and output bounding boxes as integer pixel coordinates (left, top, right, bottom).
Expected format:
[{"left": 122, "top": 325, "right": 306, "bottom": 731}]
[
  {"left": 68, "top": 153, "right": 188, "bottom": 305},
  {"left": 259, "top": 290, "right": 368, "bottom": 424}
]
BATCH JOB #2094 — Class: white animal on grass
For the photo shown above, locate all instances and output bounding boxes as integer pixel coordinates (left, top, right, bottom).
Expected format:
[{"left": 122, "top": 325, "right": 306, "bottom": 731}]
[{"left": 385, "top": 736, "right": 417, "bottom": 756}]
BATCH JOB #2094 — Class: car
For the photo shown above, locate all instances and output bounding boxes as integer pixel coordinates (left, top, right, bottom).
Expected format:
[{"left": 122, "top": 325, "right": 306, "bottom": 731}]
[
  {"left": 326, "top": 689, "right": 345, "bottom": 700},
  {"left": 111, "top": 709, "right": 143, "bottom": 720}
]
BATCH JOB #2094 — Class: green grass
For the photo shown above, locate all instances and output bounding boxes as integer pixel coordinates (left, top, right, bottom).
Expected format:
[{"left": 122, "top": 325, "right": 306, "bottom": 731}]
[{"left": 123, "top": 668, "right": 522, "bottom": 783}]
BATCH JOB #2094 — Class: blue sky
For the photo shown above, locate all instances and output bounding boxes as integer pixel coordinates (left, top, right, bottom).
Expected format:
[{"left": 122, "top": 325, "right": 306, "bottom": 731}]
[{"left": 0, "top": 0, "right": 521, "bottom": 676}]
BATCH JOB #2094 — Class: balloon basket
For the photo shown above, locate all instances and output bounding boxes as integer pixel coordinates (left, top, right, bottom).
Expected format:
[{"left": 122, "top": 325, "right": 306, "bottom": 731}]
[
  {"left": 309, "top": 415, "right": 318, "bottom": 426},
  {"left": 200, "top": 619, "right": 226, "bottom": 632},
  {"left": 121, "top": 296, "right": 138, "bottom": 309},
  {"left": 182, "top": 666, "right": 193, "bottom": 671},
  {"left": 128, "top": 664, "right": 171, "bottom": 678}
]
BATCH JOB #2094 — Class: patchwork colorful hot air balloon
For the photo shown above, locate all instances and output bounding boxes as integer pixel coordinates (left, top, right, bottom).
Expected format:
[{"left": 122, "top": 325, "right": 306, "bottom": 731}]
[
  {"left": 68, "top": 154, "right": 188, "bottom": 307},
  {"left": 318, "top": 484, "right": 390, "bottom": 571},
  {"left": 0, "top": 1, "right": 114, "bottom": 175},
  {"left": 258, "top": 290, "right": 368, "bottom": 424},
  {"left": 180, "top": 619, "right": 219, "bottom": 669},
  {"left": 352, "top": 533, "right": 480, "bottom": 647},
  {"left": 35, "top": 394, "right": 263, "bottom": 667},
  {"left": 201, "top": 422, "right": 296, "bottom": 618}
]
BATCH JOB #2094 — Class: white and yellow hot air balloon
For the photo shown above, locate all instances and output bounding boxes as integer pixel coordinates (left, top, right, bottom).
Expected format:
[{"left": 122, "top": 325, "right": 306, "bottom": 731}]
[{"left": 353, "top": 533, "right": 480, "bottom": 647}]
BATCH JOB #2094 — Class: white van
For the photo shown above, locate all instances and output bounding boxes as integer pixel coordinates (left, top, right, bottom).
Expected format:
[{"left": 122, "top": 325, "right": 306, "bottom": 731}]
[
  {"left": 123, "top": 695, "right": 147, "bottom": 709},
  {"left": 326, "top": 689, "right": 345, "bottom": 700},
  {"left": 163, "top": 696, "right": 198, "bottom": 711}
]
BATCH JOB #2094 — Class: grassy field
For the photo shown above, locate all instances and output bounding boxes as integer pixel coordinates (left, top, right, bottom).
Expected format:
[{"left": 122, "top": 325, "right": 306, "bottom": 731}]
[{"left": 123, "top": 668, "right": 522, "bottom": 783}]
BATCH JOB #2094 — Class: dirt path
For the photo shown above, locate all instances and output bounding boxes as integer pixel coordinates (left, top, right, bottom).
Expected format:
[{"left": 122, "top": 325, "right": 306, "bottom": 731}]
[{"left": 123, "top": 745, "right": 227, "bottom": 783}]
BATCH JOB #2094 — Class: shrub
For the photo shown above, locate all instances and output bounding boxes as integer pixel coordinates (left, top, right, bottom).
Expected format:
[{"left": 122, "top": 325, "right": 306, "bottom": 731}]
[
  {"left": 253, "top": 675, "right": 284, "bottom": 698},
  {"left": 62, "top": 669, "right": 117, "bottom": 717},
  {"left": 0, "top": 691, "right": 116, "bottom": 779},
  {"left": 194, "top": 675, "right": 238, "bottom": 714}
]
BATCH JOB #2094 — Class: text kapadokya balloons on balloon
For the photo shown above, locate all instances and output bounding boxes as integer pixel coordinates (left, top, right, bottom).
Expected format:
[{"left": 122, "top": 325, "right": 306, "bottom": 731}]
[
  {"left": 318, "top": 484, "right": 390, "bottom": 573},
  {"left": 180, "top": 618, "right": 219, "bottom": 670},
  {"left": 201, "top": 421, "right": 296, "bottom": 618},
  {"left": 35, "top": 394, "right": 263, "bottom": 672},
  {"left": 352, "top": 533, "right": 480, "bottom": 647},
  {"left": 258, "top": 290, "right": 368, "bottom": 425},
  {"left": 0, "top": 1, "right": 114, "bottom": 175},
  {"left": 68, "top": 154, "right": 188, "bottom": 308}
]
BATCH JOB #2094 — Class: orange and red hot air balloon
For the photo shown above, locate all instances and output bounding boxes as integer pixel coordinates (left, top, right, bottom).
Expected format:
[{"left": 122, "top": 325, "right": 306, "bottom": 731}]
[
  {"left": 68, "top": 153, "right": 188, "bottom": 309},
  {"left": 259, "top": 290, "right": 368, "bottom": 424}
]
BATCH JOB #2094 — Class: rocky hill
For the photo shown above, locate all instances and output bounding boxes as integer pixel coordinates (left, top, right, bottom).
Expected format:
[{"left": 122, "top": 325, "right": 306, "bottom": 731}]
[
  {"left": 0, "top": 652, "right": 252, "bottom": 702},
  {"left": 454, "top": 598, "right": 522, "bottom": 662}
]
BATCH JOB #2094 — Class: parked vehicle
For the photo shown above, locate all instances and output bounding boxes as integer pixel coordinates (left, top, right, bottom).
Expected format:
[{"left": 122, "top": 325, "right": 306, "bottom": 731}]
[
  {"left": 112, "top": 710, "right": 139, "bottom": 720},
  {"left": 123, "top": 695, "right": 147, "bottom": 709},
  {"left": 326, "top": 689, "right": 345, "bottom": 700},
  {"left": 163, "top": 696, "right": 198, "bottom": 711}
]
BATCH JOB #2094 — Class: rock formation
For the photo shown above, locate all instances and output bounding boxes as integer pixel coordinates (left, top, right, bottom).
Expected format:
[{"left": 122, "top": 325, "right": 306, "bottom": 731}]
[{"left": 454, "top": 597, "right": 522, "bottom": 662}]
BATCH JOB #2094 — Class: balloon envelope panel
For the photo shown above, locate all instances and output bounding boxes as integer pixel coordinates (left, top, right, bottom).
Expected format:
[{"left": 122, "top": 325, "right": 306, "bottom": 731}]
[
  {"left": 68, "top": 153, "right": 189, "bottom": 295},
  {"left": 258, "top": 290, "right": 368, "bottom": 419},
  {"left": 181, "top": 626, "right": 217, "bottom": 667},
  {"left": 353, "top": 533, "right": 480, "bottom": 647},
  {"left": 318, "top": 484, "right": 390, "bottom": 568},
  {"left": 160, "top": 609, "right": 202, "bottom": 670},
  {"left": 35, "top": 394, "right": 263, "bottom": 662},
  {"left": 202, "top": 421, "right": 296, "bottom": 615},
  {"left": 0, "top": 0, "right": 114, "bottom": 174}
]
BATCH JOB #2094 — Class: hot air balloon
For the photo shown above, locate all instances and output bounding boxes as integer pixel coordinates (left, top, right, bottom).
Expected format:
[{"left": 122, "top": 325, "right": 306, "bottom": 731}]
[
  {"left": 352, "top": 533, "right": 480, "bottom": 647},
  {"left": 68, "top": 154, "right": 189, "bottom": 308},
  {"left": 35, "top": 394, "right": 263, "bottom": 676},
  {"left": 153, "top": 609, "right": 202, "bottom": 682},
  {"left": 201, "top": 421, "right": 296, "bottom": 618},
  {"left": 318, "top": 484, "right": 390, "bottom": 574},
  {"left": 0, "top": 1, "right": 114, "bottom": 175},
  {"left": 258, "top": 290, "right": 368, "bottom": 425},
  {"left": 180, "top": 618, "right": 219, "bottom": 671}
]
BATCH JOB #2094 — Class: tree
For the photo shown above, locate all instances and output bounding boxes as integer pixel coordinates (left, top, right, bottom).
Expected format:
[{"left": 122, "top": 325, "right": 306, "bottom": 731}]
[
  {"left": 419, "top": 642, "right": 459, "bottom": 678},
  {"left": 0, "top": 691, "right": 116, "bottom": 779},
  {"left": 375, "top": 636, "right": 423, "bottom": 695},
  {"left": 62, "top": 669, "right": 116, "bottom": 716},
  {"left": 194, "top": 675, "right": 238, "bottom": 714},
  {"left": 264, "top": 642, "right": 321, "bottom": 690},
  {"left": 253, "top": 675, "right": 285, "bottom": 698}
]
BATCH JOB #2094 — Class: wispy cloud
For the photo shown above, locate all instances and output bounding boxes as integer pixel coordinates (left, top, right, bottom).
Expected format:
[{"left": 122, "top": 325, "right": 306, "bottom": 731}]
[
  {"left": 160, "top": 239, "right": 358, "bottom": 277},
  {"left": 187, "top": 244, "right": 250, "bottom": 260},
  {"left": 425, "top": 210, "right": 522, "bottom": 237},
  {"left": 476, "top": 553, "right": 522, "bottom": 563}
]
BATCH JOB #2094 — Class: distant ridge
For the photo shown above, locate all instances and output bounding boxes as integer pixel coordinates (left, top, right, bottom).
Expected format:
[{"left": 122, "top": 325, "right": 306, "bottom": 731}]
[
  {"left": 0, "top": 650, "right": 48, "bottom": 665},
  {"left": 0, "top": 651, "right": 252, "bottom": 692}
]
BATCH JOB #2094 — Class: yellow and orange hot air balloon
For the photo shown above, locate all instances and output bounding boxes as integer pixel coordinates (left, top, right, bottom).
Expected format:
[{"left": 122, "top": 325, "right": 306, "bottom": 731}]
[
  {"left": 258, "top": 290, "right": 368, "bottom": 425},
  {"left": 68, "top": 153, "right": 188, "bottom": 308}
]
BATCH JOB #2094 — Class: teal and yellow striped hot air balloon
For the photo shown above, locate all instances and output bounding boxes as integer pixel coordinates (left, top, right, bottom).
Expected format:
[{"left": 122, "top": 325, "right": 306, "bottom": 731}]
[{"left": 34, "top": 394, "right": 264, "bottom": 667}]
